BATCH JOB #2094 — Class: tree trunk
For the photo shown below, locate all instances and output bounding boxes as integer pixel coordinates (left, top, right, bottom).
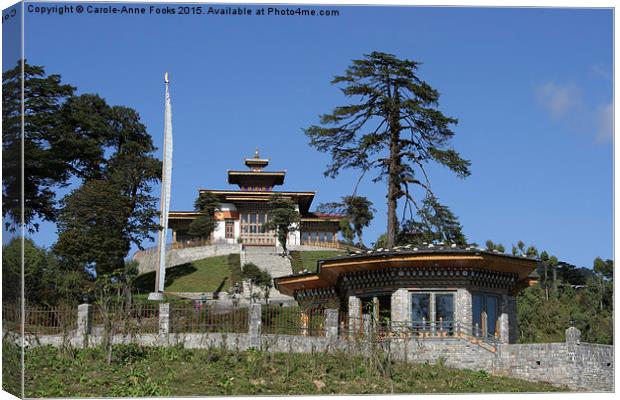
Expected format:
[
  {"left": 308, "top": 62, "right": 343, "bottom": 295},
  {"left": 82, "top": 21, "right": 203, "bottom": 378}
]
[
  {"left": 385, "top": 80, "right": 401, "bottom": 250},
  {"left": 544, "top": 262, "right": 548, "bottom": 301}
]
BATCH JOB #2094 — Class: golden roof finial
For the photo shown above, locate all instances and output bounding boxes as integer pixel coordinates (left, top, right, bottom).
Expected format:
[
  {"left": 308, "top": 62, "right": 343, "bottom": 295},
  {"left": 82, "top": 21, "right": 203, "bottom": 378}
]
[{"left": 254, "top": 147, "right": 260, "bottom": 159}]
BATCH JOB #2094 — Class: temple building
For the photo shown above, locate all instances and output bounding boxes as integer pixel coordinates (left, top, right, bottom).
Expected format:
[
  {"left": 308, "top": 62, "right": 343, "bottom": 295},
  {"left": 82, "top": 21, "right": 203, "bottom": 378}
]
[
  {"left": 168, "top": 150, "right": 344, "bottom": 246},
  {"left": 275, "top": 244, "right": 539, "bottom": 343}
]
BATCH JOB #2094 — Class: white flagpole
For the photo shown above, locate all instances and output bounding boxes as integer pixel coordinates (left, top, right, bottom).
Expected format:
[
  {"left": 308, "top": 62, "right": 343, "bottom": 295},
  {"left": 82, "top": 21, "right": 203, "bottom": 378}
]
[{"left": 151, "top": 72, "right": 173, "bottom": 299}]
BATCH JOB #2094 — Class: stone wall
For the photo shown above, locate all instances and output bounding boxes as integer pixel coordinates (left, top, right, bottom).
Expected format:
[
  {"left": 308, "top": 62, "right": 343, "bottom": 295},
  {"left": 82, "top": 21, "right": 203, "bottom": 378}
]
[
  {"left": 134, "top": 243, "right": 242, "bottom": 274},
  {"left": 494, "top": 327, "right": 614, "bottom": 392},
  {"left": 572, "top": 343, "right": 614, "bottom": 391}
]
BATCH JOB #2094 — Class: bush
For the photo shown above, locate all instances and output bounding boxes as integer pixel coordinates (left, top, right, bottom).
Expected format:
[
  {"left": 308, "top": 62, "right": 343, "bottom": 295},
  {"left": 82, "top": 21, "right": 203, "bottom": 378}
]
[{"left": 112, "top": 343, "right": 149, "bottom": 365}]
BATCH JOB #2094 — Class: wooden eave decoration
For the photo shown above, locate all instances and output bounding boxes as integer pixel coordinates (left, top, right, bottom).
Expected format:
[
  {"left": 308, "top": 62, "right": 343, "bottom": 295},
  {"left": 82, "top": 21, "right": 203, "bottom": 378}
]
[
  {"left": 200, "top": 189, "right": 316, "bottom": 214},
  {"left": 168, "top": 211, "right": 202, "bottom": 220},
  {"left": 274, "top": 252, "right": 538, "bottom": 297},
  {"left": 227, "top": 171, "right": 286, "bottom": 185}
]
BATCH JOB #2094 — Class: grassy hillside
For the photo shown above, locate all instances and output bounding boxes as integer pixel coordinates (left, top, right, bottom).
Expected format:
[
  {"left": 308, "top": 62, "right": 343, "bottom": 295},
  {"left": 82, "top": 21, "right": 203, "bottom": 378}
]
[
  {"left": 290, "top": 250, "right": 345, "bottom": 274},
  {"left": 134, "top": 254, "right": 241, "bottom": 293},
  {"left": 20, "top": 344, "right": 565, "bottom": 397}
]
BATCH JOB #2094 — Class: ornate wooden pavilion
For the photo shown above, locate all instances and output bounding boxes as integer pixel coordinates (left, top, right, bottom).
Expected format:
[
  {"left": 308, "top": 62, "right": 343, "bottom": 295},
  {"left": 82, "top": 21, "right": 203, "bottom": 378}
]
[{"left": 275, "top": 243, "right": 539, "bottom": 343}]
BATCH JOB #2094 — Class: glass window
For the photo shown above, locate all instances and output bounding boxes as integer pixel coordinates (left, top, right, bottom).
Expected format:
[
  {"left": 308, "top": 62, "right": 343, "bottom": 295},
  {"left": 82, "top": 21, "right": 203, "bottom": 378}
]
[
  {"left": 435, "top": 294, "right": 454, "bottom": 323},
  {"left": 486, "top": 296, "right": 498, "bottom": 335},
  {"left": 472, "top": 294, "right": 483, "bottom": 334},
  {"left": 411, "top": 293, "right": 430, "bottom": 330},
  {"left": 472, "top": 293, "right": 499, "bottom": 336},
  {"left": 435, "top": 293, "right": 454, "bottom": 333}
]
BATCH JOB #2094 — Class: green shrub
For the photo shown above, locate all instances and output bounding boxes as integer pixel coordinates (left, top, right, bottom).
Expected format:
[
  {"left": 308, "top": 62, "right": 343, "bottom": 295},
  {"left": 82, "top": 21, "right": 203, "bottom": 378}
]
[{"left": 112, "top": 343, "right": 149, "bottom": 365}]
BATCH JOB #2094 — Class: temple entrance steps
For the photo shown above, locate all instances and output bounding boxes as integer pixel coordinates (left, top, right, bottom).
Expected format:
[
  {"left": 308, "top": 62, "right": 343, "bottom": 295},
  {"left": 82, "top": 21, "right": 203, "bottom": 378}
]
[{"left": 242, "top": 246, "right": 294, "bottom": 302}]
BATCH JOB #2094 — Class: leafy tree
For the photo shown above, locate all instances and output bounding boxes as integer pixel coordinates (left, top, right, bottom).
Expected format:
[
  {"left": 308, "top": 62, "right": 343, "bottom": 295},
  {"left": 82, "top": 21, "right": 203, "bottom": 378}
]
[
  {"left": 317, "top": 195, "right": 375, "bottom": 247},
  {"left": 305, "top": 51, "right": 470, "bottom": 249},
  {"left": 264, "top": 195, "right": 301, "bottom": 254},
  {"left": 556, "top": 261, "right": 590, "bottom": 286},
  {"left": 593, "top": 257, "right": 613, "bottom": 280},
  {"left": 589, "top": 257, "right": 613, "bottom": 312},
  {"left": 372, "top": 232, "right": 388, "bottom": 250},
  {"left": 338, "top": 219, "right": 356, "bottom": 244},
  {"left": 3, "top": 237, "right": 89, "bottom": 306},
  {"left": 54, "top": 180, "right": 131, "bottom": 275},
  {"left": 242, "top": 263, "right": 273, "bottom": 304},
  {"left": 54, "top": 103, "right": 160, "bottom": 276},
  {"left": 2, "top": 61, "right": 76, "bottom": 232},
  {"left": 398, "top": 194, "right": 466, "bottom": 246},
  {"left": 484, "top": 240, "right": 505, "bottom": 253},
  {"left": 517, "top": 256, "right": 613, "bottom": 345},
  {"left": 188, "top": 192, "right": 221, "bottom": 240},
  {"left": 372, "top": 195, "right": 466, "bottom": 248},
  {"left": 517, "top": 284, "right": 570, "bottom": 343}
]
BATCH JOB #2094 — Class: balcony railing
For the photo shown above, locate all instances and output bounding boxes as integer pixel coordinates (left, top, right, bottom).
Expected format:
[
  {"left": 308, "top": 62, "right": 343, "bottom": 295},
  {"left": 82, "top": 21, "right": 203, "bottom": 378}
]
[{"left": 300, "top": 240, "right": 366, "bottom": 252}]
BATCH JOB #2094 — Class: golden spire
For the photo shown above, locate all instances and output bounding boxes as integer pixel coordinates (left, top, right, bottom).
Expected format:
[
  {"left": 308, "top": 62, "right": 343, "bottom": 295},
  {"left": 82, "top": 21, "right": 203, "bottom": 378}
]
[{"left": 254, "top": 147, "right": 260, "bottom": 159}]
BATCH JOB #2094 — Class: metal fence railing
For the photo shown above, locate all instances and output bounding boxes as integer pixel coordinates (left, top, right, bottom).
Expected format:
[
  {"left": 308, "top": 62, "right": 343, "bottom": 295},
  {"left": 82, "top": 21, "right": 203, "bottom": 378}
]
[
  {"left": 2, "top": 303, "right": 77, "bottom": 335},
  {"left": 91, "top": 303, "right": 160, "bottom": 334},
  {"left": 170, "top": 303, "right": 248, "bottom": 333},
  {"left": 262, "top": 306, "right": 325, "bottom": 337},
  {"left": 3, "top": 302, "right": 498, "bottom": 352}
]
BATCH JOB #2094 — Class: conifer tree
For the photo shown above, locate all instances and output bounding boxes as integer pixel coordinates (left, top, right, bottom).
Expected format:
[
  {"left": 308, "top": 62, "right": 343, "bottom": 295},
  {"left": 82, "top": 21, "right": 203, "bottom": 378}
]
[
  {"left": 2, "top": 61, "right": 75, "bottom": 231},
  {"left": 400, "top": 194, "right": 467, "bottom": 246},
  {"left": 317, "top": 195, "right": 375, "bottom": 248},
  {"left": 305, "top": 52, "right": 470, "bottom": 248},
  {"left": 264, "top": 195, "right": 301, "bottom": 254},
  {"left": 54, "top": 103, "right": 160, "bottom": 276},
  {"left": 188, "top": 192, "right": 221, "bottom": 240}
]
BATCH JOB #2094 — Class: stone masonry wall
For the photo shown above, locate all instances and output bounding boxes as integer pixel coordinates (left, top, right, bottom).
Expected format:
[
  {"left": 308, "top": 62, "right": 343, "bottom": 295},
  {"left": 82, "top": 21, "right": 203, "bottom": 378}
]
[
  {"left": 134, "top": 244, "right": 242, "bottom": 274},
  {"left": 572, "top": 343, "right": 614, "bottom": 391}
]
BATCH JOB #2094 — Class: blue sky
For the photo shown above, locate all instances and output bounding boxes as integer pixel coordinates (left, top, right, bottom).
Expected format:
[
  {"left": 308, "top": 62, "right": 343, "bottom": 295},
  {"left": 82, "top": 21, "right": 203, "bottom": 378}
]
[{"left": 3, "top": 3, "right": 613, "bottom": 268}]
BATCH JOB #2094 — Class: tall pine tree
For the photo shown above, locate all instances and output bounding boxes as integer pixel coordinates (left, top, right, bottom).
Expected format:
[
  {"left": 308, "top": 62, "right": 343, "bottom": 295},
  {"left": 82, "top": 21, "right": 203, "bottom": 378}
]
[{"left": 305, "top": 52, "right": 470, "bottom": 248}]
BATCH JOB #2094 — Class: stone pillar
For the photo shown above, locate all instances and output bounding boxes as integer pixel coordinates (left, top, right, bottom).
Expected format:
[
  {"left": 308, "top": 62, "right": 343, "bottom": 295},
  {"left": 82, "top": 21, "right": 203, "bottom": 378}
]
[
  {"left": 506, "top": 295, "right": 518, "bottom": 343},
  {"left": 390, "top": 289, "right": 409, "bottom": 333},
  {"left": 249, "top": 303, "right": 262, "bottom": 348},
  {"left": 77, "top": 304, "right": 91, "bottom": 348},
  {"left": 348, "top": 296, "right": 361, "bottom": 338},
  {"left": 324, "top": 309, "right": 339, "bottom": 339},
  {"left": 498, "top": 313, "right": 509, "bottom": 344},
  {"left": 455, "top": 288, "right": 472, "bottom": 328},
  {"left": 362, "top": 314, "right": 372, "bottom": 337},
  {"left": 566, "top": 326, "right": 581, "bottom": 362},
  {"left": 159, "top": 303, "right": 170, "bottom": 335},
  {"left": 390, "top": 289, "right": 409, "bottom": 322}
]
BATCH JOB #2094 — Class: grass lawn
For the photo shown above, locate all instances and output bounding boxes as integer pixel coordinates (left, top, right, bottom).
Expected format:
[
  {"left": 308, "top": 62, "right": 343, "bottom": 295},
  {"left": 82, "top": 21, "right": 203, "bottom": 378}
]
[
  {"left": 134, "top": 254, "right": 241, "bottom": 293},
  {"left": 290, "top": 250, "right": 346, "bottom": 273},
  {"left": 18, "top": 343, "right": 567, "bottom": 397}
]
